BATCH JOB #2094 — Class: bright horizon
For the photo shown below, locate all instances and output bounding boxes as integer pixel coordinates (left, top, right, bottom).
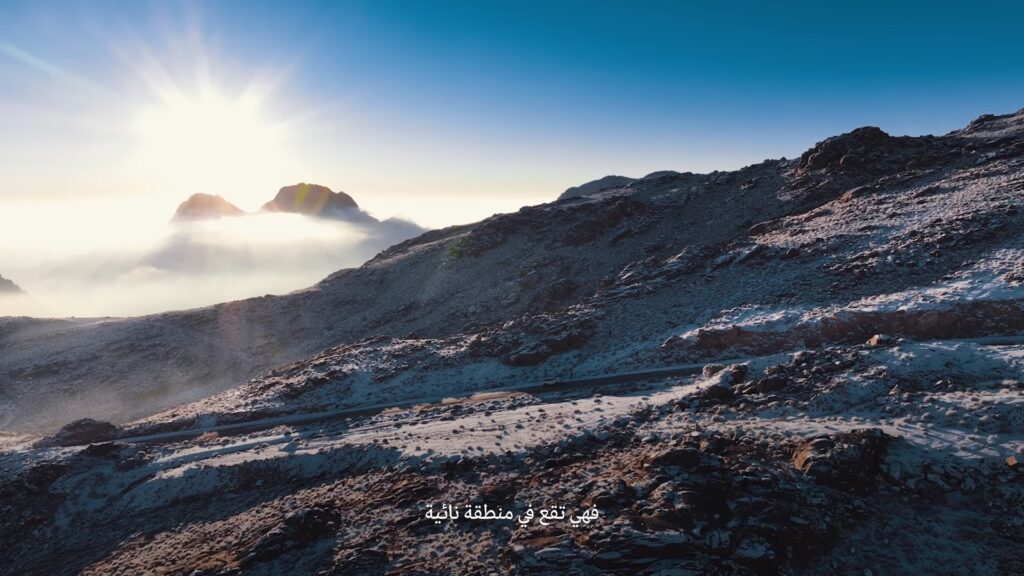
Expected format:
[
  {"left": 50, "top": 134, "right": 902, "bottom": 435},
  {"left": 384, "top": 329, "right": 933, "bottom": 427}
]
[{"left": 2, "top": 0, "right": 1023, "bottom": 316}]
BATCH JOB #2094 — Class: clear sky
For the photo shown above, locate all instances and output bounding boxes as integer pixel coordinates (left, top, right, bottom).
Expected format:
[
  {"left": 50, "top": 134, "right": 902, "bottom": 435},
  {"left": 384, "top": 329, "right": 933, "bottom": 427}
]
[{"left": 1, "top": 0, "right": 1023, "bottom": 226}]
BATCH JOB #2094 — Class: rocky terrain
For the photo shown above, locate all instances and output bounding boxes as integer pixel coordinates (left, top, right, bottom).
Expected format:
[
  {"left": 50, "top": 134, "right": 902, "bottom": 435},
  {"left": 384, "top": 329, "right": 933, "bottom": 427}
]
[
  {"left": 1, "top": 109, "right": 1023, "bottom": 574},
  {"left": 558, "top": 175, "right": 636, "bottom": 200}
]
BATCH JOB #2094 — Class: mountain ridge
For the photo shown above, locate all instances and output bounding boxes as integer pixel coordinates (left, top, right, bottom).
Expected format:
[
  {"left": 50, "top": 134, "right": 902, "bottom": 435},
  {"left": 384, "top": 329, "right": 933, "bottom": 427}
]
[
  {"left": 0, "top": 108, "right": 1022, "bottom": 433},
  {"left": 3, "top": 107, "right": 1024, "bottom": 575},
  {"left": 0, "top": 274, "right": 20, "bottom": 293}
]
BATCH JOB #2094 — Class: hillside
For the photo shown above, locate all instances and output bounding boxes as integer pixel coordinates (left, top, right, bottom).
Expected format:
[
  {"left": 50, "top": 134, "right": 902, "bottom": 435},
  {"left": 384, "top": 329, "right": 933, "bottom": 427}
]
[
  {"left": 1, "top": 108, "right": 1023, "bottom": 574},
  {"left": 0, "top": 274, "right": 20, "bottom": 293},
  {"left": 558, "top": 174, "right": 636, "bottom": 200},
  {"left": 2, "top": 110, "right": 1022, "bottom": 433}
]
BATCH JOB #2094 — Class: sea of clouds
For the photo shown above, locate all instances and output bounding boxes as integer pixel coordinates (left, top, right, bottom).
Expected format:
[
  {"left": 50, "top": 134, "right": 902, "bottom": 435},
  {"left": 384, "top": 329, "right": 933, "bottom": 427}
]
[{"left": 0, "top": 199, "right": 422, "bottom": 318}]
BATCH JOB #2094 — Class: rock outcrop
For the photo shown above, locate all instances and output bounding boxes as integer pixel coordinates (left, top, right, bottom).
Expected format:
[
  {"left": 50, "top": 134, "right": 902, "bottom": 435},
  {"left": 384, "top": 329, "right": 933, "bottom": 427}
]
[
  {"left": 262, "top": 183, "right": 376, "bottom": 222},
  {"left": 171, "top": 193, "right": 245, "bottom": 221},
  {"left": 3, "top": 108, "right": 1024, "bottom": 576},
  {"left": 558, "top": 175, "right": 635, "bottom": 200},
  {"left": 792, "top": 428, "right": 894, "bottom": 492},
  {"left": 33, "top": 418, "right": 120, "bottom": 448},
  {"left": 2, "top": 108, "right": 1022, "bottom": 439}
]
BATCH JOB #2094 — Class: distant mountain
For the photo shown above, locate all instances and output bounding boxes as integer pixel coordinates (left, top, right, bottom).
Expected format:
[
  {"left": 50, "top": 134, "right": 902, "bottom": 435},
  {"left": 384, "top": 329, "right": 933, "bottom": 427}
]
[
  {"left": 172, "top": 194, "right": 245, "bottom": 221},
  {"left": 8, "top": 107, "right": 1024, "bottom": 573},
  {"left": 7, "top": 108, "right": 1024, "bottom": 438},
  {"left": 7, "top": 108, "right": 1024, "bottom": 576},
  {"left": 0, "top": 274, "right": 22, "bottom": 293},
  {"left": 262, "top": 183, "right": 376, "bottom": 223},
  {"left": 557, "top": 174, "right": 635, "bottom": 200}
]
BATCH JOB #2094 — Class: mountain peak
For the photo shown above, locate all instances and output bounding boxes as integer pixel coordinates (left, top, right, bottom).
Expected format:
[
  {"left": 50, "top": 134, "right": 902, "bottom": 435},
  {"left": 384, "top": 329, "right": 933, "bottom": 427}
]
[
  {"left": 0, "top": 274, "right": 21, "bottom": 293},
  {"left": 558, "top": 175, "right": 635, "bottom": 200},
  {"left": 262, "top": 183, "right": 361, "bottom": 216},
  {"left": 172, "top": 194, "right": 245, "bottom": 221}
]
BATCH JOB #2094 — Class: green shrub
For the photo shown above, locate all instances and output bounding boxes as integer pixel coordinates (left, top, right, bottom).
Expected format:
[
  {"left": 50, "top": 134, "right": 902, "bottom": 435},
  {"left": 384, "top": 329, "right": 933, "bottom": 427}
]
[{"left": 448, "top": 238, "right": 466, "bottom": 260}]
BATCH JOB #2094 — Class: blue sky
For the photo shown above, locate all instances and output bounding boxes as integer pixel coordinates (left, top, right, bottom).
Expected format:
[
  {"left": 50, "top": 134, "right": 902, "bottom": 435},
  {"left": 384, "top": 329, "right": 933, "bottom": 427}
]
[{"left": 1, "top": 0, "right": 1023, "bottom": 226}]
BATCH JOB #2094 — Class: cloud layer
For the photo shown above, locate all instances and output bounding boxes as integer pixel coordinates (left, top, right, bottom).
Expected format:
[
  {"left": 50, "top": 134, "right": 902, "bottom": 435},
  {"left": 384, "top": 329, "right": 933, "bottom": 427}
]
[{"left": 1, "top": 210, "right": 423, "bottom": 318}]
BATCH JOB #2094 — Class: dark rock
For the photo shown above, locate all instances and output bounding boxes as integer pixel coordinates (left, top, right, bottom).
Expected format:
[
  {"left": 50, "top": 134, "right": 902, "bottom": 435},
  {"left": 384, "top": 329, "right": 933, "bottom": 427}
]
[
  {"left": 558, "top": 175, "right": 635, "bottom": 200},
  {"left": 727, "top": 364, "right": 748, "bottom": 383},
  {"left": 754, "top": 375, "right": 788, "bottom": 393},
  {"left": 582, "top": 479, "right": 634, "bottom": 509},
  {"left": 644, "top": 446, "right": 701, "bottom": 469},
  {"left": 747, "top": 221, "right": 772, "bottom": 236},
  {"left": 866, "top": 334, "right": 894, "bottom": 347},
  {"left": 702, "top": 364, "right": 726, "bottom": 377},
  {"left": 80, "top": 442, "right": 122, "bottom": 458},
  {"left": 700, "top": 370, "right": 735, "bottom": 402},
  {"left": 504, "top": 342, "right": 552, "bottom": 366},
  {"left": 330, "top": 548, "right": 389, "bottom": 575},
  {"left": 798, "top": 127, "right": 893, "bottom": 175},
  {"left": 701, "top": 384, "right": 734, "bottom": 402},
  {"left": 478, "top": 479, "right": 518, "bottom": 503},
  {"left": 0, "top": 462, "right": 68, "bottom": 496},
  {"left": 243, "top": 506, "right": 338, "bottom": 565},
  {"left": 35, "top": 419, "right": 121, "bottom": 448},
  {"left": 792, "top": 428, "right": 894, "bottom": 492},
  {"left": 561, "top": 197, "right": 651, "bottom": 247},
  {"left": 537, "top": 278, "right": 578, "bottom": 310},
  {"left": 679, "top": 483, "right": 732, "bottom": 524}
]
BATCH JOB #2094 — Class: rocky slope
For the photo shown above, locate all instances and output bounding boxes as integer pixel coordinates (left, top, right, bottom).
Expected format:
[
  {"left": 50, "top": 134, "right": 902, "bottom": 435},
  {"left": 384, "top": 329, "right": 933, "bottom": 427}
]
[
  {"left": 0, "top": 274, "right": 21, "bottom": 293},
  {"left": 3, "top": 109, "right": 1023, "bottom": 433},
  {"left": 1, "top": 108, "right": 1023, "bottom": 574},
  {"left": 558, "top": 175, "right": 635, "bottom": 200}
]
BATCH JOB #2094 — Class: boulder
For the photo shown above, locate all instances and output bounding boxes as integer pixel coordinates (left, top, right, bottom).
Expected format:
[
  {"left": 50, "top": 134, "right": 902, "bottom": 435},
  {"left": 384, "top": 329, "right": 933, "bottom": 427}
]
[
  {"left": 866, "top": 334, "right": 894, "bottom": 347},
  {"left": 644, "top": 446, "right": 701, "bottom": 470},
  {"left": 699, "top": 369, "right": 735, "bottom": 401},
  {"left": 792, "top": 428, "right": 894, "bottom": 492},
  {"left": 35, "top": 418, "right": 121, "bottom": 448},
  {"left": 754, "top": 375, "right": 788, "bottom": 393},
  {"left": 702, "top": 364, "right": 726, "bottom": 377},
  {"left": 727, "top": 363, "right": 748, "bottom": 383}
]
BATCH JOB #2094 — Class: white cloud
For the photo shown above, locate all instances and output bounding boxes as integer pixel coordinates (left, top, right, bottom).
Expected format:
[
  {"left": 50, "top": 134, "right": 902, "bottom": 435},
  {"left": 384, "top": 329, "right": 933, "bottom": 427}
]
[{"left": 0, "top": 205, "right": 421, "bottom": 317}]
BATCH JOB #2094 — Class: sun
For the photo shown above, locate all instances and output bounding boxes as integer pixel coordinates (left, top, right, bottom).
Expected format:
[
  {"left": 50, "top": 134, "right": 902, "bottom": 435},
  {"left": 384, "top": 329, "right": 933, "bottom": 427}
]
[{"left": 133, "top": 88, "right": 293, "bottom": 210}]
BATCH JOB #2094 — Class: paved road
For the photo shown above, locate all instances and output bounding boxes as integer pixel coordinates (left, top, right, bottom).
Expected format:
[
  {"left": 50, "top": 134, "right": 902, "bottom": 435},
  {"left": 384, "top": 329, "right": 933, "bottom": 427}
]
[
  {"left": 70, "top": 332, "right": 1024, "bottom": 447},
  {"left": 96, "top": 361, "right": 716, "bottom": 446}
]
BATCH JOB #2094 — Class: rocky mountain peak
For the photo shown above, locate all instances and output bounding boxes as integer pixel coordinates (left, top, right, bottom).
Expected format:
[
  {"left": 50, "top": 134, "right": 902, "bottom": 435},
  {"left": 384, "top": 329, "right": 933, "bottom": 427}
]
[
  {"left": 956, "top": 107, "right": 1024, "bottom": 138},
  {"left": 558, "top": 175, "right": 635, "bottom": 200},
  {"left": 4, "top": 108, "right": 1024, "bottom": 576},
  {"left": 797, "top": 126, "right": 894, "bottom": 174},
  {"left": 171, "top": 193, "right": 245, "bottom": 221},
  {"left": 262, "top": 183, "right": 361, "bottom": 216}
]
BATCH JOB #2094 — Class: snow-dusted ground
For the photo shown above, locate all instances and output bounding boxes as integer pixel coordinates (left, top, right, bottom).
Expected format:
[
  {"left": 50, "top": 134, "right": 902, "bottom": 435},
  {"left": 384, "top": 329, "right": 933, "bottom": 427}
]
[
  {"left": 3, "top": 109, "right": 1024, "bottom": 574},
  {"left": 3, "top": 339, "right": 1021, "bottom": 574}
]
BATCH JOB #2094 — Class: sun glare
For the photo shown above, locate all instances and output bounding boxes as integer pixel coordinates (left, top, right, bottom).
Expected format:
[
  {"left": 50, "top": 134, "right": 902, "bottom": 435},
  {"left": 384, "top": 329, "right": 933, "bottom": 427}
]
[{"left": 134, "top": 89, "right": 293, "bottom": 209}]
